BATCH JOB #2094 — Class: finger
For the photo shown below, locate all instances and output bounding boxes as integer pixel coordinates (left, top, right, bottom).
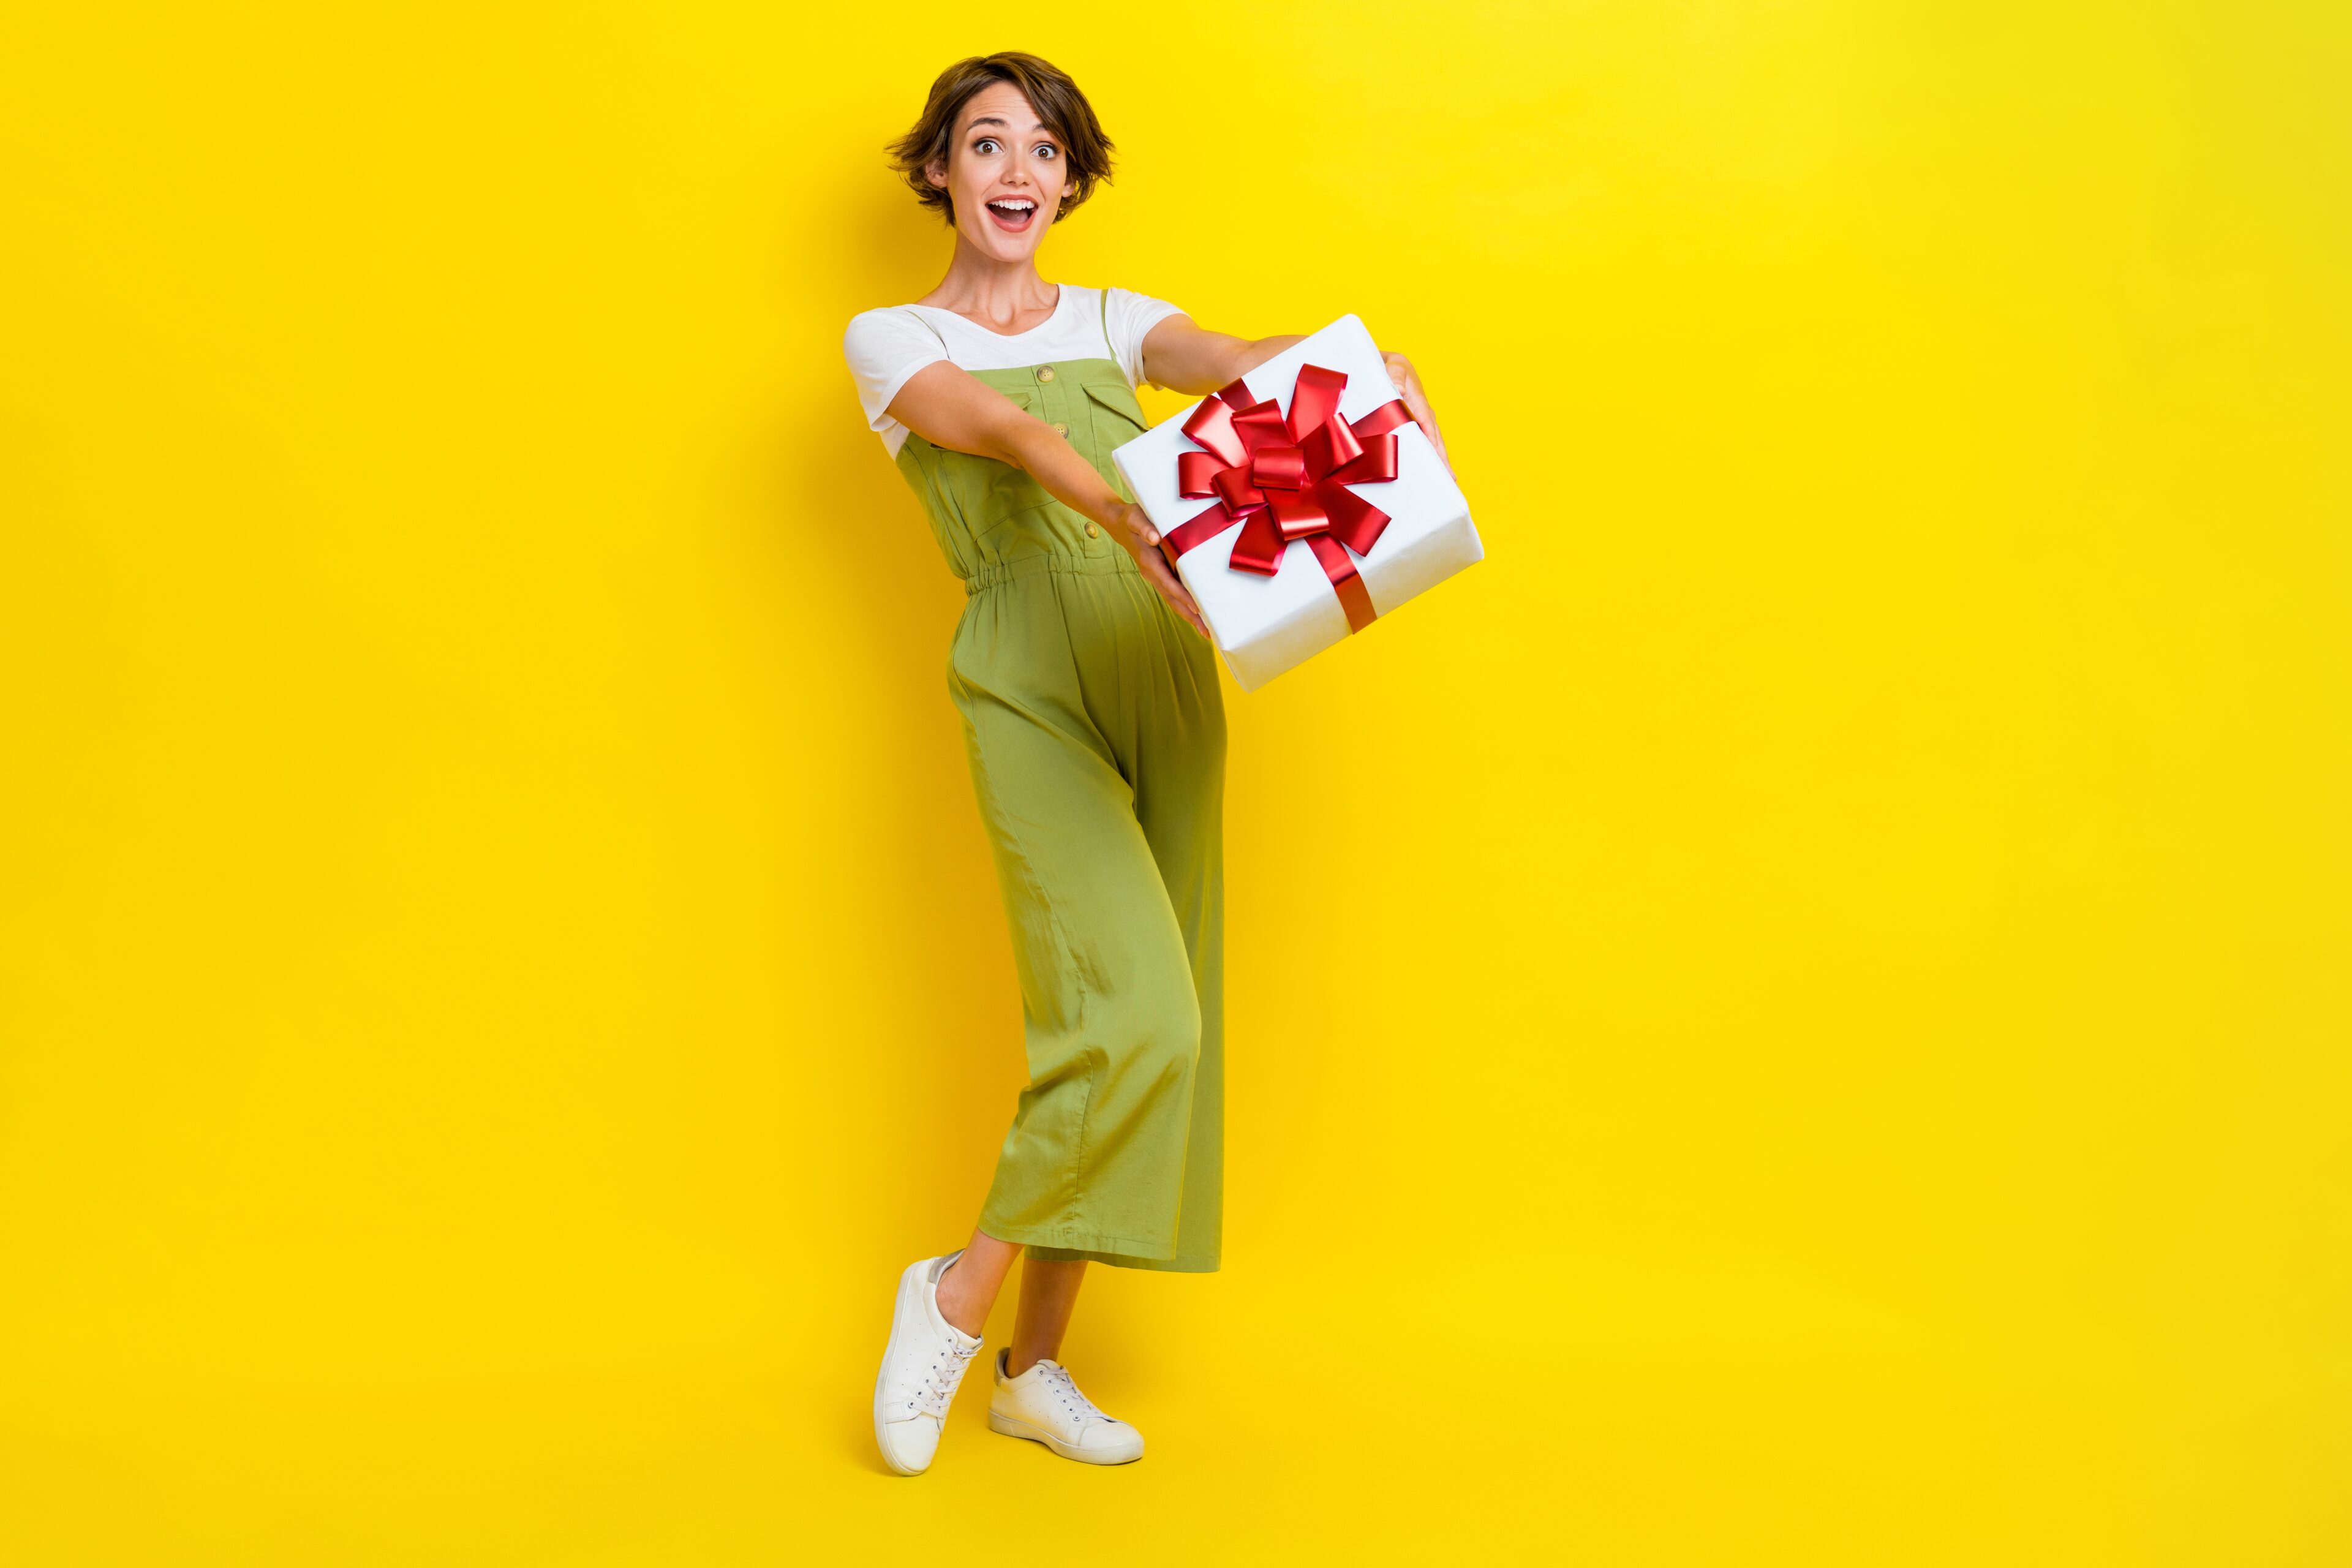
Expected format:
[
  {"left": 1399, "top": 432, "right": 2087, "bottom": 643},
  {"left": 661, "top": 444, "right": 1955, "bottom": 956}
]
[
  {"left": 1143, "top": 555, "right": 1211, "bottom": 638},
  {"left": 1144, "top": 551, "right": 1196, "bottom": 609},
  {"left": 1160, "top": 579, "right": 1208, "bottom": 640},
  {"left": 1114, "top": 505, "right": 1160, "bottom": 549},
  {"left": 1144, "top": 528, "right": 1197, "bottom": 599}
]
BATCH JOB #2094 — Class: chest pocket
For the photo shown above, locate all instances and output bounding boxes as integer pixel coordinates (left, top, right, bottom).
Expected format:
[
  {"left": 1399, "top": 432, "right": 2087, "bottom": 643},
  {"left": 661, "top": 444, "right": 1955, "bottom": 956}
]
[{"left": 1082, "top": 379, "right": 1150, "bottom": 452}]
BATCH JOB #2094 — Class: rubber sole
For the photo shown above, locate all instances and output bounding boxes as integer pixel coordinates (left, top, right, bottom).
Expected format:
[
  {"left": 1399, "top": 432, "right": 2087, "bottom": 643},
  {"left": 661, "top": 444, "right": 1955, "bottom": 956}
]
[{"left": 987, "top": 1408, "right": 1145, "bottom": 1465}]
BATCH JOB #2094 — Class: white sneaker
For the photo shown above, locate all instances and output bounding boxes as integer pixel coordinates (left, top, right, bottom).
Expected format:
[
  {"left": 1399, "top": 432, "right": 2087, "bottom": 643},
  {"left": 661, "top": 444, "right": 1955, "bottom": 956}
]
[
  {"left": 987, "top": 1349, "right": 1145, "bottom": 1465},
  {"left": 871, "top": 1251, "right": 984, "bottom": 1476}
]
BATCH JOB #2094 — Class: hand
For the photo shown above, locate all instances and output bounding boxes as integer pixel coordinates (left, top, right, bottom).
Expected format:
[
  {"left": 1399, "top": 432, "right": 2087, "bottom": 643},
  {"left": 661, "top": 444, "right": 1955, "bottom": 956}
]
[
  {"left": 1105, "top": 501, "right": 1213, "bottom": 641},
  {"left": 1382, "top": 351, "right": 1455, "bottom": 477}
]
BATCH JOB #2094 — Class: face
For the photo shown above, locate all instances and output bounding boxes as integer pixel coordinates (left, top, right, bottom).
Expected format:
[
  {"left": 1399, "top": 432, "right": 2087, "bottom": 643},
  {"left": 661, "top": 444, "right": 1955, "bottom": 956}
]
[{"left": 925, "top": 81, "right": 1069, "bottom": 262}]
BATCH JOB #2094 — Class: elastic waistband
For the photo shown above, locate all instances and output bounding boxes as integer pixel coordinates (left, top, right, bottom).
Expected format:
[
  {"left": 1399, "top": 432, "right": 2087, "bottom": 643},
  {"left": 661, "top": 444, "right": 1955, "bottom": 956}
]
[{"left": 964, "top": 551, "right": 1142, "bottom": 595}]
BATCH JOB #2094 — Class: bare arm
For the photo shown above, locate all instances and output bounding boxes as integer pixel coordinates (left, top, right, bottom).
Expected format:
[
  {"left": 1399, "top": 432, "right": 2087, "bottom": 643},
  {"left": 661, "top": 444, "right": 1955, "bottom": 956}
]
[
  {"left": 1137, "top": 317, "right": 1304, "bottom": 396},
  {"left": 883, "top": 361, "right": 1210, "bottom": 638},
  {"left": 1141, "top": 316, "right": 1455, "bottom": 474}
]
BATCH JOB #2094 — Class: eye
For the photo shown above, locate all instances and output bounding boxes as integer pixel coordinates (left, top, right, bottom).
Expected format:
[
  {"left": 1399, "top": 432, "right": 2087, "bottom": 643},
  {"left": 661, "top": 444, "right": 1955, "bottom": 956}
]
[
  {"left": 973, "top": 137, "right": 1001, "bottom": 154},
  {"left": 1033, "top": 143, "right": 1059, "bottom": 161}
]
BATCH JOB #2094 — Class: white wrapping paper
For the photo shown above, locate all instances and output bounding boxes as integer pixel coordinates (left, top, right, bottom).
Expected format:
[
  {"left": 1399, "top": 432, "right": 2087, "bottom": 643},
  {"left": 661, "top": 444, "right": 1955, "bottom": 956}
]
[{"left": 1111, "top": 315, "right": 1482, "bottom": 691}]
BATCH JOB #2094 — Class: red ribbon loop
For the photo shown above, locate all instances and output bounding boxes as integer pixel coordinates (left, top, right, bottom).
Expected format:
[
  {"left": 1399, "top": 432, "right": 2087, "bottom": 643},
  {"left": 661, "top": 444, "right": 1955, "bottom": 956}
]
[{"left": 1158, "top": 363, "right": 1419, "bottom": 635}]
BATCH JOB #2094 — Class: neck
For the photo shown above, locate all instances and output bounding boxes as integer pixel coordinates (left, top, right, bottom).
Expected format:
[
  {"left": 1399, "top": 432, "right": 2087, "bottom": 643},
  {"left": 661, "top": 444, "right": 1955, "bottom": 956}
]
[{"left": 919, "top": 231, "right": 1057, "bottom": 330}]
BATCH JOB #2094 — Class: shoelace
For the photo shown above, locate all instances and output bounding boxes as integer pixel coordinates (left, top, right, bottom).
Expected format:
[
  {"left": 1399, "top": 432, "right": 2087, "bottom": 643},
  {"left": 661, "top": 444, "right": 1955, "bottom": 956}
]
[
  {"left": 910, "top": 1336, "right": 981, "bottom": 1419},
  {"left": 1037, "top": 1362, "right": 1114, "bottom": 1425}
]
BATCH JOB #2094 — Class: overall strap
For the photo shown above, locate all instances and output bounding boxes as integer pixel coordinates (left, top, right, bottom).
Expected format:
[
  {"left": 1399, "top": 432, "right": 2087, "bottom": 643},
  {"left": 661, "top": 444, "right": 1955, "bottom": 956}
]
[{"left": 1099, "top": 287, "right": 1116, "bottom": 364}]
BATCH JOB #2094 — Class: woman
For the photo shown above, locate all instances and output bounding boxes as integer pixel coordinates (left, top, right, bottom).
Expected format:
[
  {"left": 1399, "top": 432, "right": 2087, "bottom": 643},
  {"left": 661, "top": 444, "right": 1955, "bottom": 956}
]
[{"left": 843, "top": 52, "right": 1449, "bottom": 1476}]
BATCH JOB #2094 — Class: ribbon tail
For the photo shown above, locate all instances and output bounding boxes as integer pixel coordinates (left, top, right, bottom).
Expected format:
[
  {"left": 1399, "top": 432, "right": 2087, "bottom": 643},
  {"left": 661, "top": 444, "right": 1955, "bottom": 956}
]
[
  {"left": 1316, "top": 482, "right": 1392, "bottom": 557},
  {"left": 1306, "top": 533, "right": 1377, "bottom": 633}
]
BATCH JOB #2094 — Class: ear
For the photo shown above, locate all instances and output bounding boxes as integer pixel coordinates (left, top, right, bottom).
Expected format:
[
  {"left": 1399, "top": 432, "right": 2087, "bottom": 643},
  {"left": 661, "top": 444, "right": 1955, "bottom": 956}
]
[{"left": 924, "top": 158, "right": 948, "bottom": 190}]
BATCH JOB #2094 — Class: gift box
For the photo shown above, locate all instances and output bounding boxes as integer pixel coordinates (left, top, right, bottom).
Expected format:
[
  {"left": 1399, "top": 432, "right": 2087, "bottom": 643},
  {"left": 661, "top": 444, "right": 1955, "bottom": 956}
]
[{"left": 1111, "top": 315, "right": 1482, "bottom": 691}]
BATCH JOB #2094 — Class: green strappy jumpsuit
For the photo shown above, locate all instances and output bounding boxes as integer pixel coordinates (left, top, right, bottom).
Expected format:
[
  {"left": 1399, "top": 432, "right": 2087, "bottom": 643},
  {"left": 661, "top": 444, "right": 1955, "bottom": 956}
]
[{"left": 890, "top": 299, "right": 1226, "bottom": 1273}]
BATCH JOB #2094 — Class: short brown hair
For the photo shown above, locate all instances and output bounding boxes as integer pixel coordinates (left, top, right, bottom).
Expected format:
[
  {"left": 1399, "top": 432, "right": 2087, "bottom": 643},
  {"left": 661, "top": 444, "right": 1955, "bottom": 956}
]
[{"left": 886, "top": 53, "right": 1115, "bottom": 224}]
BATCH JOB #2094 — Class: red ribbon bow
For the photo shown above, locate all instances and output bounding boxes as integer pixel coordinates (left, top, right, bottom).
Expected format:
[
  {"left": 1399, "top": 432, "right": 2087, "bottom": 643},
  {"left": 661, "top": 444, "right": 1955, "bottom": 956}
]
[{"left": 1157, "top": 365, "right": 1417, "bottom": 633}]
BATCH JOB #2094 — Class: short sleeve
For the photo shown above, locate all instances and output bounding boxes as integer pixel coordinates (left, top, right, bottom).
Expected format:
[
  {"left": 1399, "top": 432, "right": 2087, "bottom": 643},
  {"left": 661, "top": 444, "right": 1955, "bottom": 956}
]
[
  {"left": 842, "top": 308, "right": 950, "bottom": 435},
  {"left": 1102, "top": 287, "right": 1186, "bottom": 389}
]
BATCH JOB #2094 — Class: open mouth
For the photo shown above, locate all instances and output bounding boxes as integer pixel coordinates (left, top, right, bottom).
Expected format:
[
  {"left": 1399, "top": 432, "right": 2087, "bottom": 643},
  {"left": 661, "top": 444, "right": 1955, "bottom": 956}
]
[{"left": 983, "top": 196, "right": 1038, "bottom": 232}]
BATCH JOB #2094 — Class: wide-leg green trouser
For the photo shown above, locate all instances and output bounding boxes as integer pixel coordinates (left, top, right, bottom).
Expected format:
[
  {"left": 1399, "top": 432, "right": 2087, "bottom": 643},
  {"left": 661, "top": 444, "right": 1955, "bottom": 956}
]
[
  {"left": 889, "top": 333, "right": 1226, "bottom": 1272},
  {"left": 951, "top": 554, "right": 1224, "bottom": 1270}
]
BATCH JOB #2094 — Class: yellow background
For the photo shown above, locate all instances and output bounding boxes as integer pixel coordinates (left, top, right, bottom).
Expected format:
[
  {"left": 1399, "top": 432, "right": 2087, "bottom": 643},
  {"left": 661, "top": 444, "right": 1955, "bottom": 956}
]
[{"left": 4, "top": 2, "right": 2348, "bottom": 1561}]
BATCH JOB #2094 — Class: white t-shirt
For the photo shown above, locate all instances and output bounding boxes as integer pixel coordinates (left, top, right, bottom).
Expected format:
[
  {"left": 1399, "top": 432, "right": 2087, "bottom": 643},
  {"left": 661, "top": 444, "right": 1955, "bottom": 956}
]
[{"left": 842, "top": 284, "right": 1186, "bottom": 457}]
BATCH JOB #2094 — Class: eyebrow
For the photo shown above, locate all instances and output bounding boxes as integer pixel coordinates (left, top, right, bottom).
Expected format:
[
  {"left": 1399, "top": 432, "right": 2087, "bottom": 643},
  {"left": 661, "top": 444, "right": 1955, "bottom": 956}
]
[{"left": 965, "top": 116, "right": 1050, "bottom": 134}]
